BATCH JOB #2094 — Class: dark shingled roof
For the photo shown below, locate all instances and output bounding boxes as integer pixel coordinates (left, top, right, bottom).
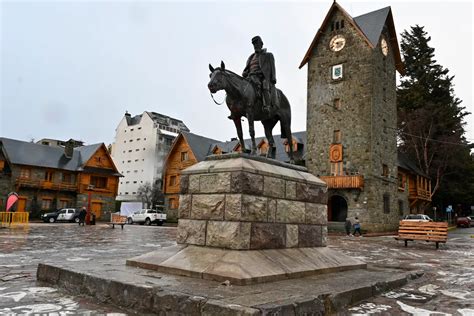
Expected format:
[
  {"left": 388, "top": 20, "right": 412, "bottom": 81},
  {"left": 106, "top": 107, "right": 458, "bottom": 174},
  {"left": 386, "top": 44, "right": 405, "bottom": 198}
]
[
  {"left": 211, "top": 131, "right": 307, "bottom": 163},
  {"left": 181, "top": 132, "right": 222, "bottom": 162},
  {"left": 353, "top": 6, "right": 391, "bottom": 47},
  {"left": 397, "top": 152, "right": 429, "bottom": 178},
  {"left": 176, "top": 131, "right": 306, "bottom": 163},
  {"left": 0, "top": 137, "right": 102, "bottom": 171}
]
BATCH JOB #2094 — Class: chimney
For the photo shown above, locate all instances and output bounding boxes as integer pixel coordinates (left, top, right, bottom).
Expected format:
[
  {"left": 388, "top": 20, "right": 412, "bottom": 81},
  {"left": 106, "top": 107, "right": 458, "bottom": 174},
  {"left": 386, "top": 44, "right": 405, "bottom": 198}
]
[{"left": 64, "top": 139, "right": 74, "bottom": 159}]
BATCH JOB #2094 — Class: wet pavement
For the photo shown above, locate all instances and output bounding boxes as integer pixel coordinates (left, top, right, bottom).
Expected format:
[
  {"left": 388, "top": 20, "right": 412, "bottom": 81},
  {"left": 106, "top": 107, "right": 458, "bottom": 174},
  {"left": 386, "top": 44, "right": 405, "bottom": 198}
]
[
  {"left": 334, "top": 227, "right": 474, "bottom": 315},
  {"left": 0, "top": 223, "right": 176, "bottom": 315},
  {"left": 0, "top": 223, "right": 473, "bottom": 315}
]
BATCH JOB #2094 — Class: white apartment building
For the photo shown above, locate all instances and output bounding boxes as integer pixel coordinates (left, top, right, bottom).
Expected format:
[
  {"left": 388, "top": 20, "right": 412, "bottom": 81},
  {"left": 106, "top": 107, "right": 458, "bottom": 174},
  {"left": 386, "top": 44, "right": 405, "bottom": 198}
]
[{"left": 111, "top": 111, "right": 189, "bottom": 201}]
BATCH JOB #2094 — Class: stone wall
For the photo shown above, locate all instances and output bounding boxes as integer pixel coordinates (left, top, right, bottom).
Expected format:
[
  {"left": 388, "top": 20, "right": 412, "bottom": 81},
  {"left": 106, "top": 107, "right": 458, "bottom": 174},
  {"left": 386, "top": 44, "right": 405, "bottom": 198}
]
[
  {"left": 176, "top": 157, "right": 328, "bottom": 250},
  {"left": 76, "top": 193, "right": 116, "bottom": 221}
]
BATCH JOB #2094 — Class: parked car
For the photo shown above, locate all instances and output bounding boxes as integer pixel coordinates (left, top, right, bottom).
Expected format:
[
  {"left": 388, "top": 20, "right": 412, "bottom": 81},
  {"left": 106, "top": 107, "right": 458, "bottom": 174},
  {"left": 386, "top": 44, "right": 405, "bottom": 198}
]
[
  {"left": 402, "top": 214, "right": 433, "bottom": 222},
  {"left": 456, "top": 216, "right": 472, "bottom": 228},
  {"left": 41, "top": 208, "right": 80, "bottom": 223},
  {"left": 127, "top": 209, "right": 167, "bottom": 226},
  {"left": 41, "top": 210, "right": 60, "bottom": 223}
]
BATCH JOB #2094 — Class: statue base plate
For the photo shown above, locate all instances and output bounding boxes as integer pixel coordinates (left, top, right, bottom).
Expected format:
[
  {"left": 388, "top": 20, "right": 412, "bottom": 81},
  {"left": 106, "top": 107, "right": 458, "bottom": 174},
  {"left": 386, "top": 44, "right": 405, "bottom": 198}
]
[{"left": 127, "top": 245, "right": 366, "bottom": 285}]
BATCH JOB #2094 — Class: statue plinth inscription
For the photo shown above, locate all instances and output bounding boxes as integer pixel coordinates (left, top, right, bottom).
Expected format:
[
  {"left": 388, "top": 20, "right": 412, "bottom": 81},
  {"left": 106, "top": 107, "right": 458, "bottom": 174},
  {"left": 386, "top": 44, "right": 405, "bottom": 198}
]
[{"left": 177, "top": 153, "right": 328, "bottom": 249}]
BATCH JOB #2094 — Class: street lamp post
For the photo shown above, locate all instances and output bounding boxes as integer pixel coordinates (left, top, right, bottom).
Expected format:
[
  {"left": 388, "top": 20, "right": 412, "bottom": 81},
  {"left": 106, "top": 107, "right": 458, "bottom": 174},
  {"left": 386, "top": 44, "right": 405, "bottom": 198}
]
[{"left": 86, "top": 184, "right": 94, "bottom": 225}]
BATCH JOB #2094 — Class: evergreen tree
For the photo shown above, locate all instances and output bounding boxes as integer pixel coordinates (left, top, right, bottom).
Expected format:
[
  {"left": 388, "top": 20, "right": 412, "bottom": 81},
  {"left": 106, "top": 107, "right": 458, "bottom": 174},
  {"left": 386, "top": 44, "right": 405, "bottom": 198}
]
[{"left": 397, "top": 25, "right": 470, "bottom": 204}]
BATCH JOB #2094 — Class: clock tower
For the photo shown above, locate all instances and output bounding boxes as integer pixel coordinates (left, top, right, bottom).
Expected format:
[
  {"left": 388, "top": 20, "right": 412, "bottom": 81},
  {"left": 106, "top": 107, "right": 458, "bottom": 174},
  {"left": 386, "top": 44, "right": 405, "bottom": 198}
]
[{"left": 300, "top": 3, "right": 404, "bottom": 231}]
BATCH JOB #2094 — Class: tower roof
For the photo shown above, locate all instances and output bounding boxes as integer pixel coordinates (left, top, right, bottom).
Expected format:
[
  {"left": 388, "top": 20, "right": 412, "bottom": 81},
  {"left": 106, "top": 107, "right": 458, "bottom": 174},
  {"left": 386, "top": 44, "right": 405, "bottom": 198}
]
[{"left": 299, "top": 2, "right": 404, "bottom": 74}]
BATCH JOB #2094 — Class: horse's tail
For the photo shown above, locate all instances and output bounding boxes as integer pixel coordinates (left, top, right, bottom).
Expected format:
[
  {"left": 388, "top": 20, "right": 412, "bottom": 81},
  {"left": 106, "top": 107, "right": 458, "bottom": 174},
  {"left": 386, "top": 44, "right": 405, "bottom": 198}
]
[{"left": 278, "top": 90, "right": 291, "bottom": 139}]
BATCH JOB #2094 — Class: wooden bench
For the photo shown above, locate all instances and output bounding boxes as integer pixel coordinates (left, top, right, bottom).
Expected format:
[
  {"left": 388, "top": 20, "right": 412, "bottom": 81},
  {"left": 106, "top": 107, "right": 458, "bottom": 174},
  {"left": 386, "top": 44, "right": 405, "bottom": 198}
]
[
  {"left": 108, "top": 214, "right": 127, "bottom": 229},
  {"left": 395, "top": 221, "right": 448, "bottom": 249}
]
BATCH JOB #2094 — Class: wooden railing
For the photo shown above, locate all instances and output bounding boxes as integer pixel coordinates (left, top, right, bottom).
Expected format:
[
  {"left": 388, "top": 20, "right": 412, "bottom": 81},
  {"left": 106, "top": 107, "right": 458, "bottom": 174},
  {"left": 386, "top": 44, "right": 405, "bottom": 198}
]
[
  {"left": 0, "top": 212, "right": 29, "bottom": 226},
  {"left": 320, "top": 175, "right": 364, "bottom": 189},
  {"left": 81, "top": 184, "right": 113, "bottom": 194},
  {"left": 16, "top": 178, "right": 77, "bottom": 191},
  {"left": 409, "top": 188, "right": 431, "bottom": 202}
]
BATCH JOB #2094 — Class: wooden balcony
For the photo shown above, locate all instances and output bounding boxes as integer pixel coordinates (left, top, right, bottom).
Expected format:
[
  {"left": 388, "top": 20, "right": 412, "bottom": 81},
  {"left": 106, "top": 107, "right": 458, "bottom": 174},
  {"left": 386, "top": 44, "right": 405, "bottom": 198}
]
[
  {"left": 16, "top": 178, "right": 77, "bottom": 191},
  {"left": 320, "top": 175, "right": 364, "bottom": 189},
  {"left": 80, "top": 184, "right": 114, "bottom": 194},
  {"left": 409, "top": 188, "right": 432, "bottom": 202}
]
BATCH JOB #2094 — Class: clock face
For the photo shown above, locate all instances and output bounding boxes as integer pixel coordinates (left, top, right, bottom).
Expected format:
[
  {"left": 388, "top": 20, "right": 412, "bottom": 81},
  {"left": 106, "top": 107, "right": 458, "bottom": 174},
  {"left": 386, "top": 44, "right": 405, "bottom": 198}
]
[
  {"left": 381, "top": 37, "right": 389, "bottom": 56},
  {"left": 329, "top": 35, "right": 346, "bottom": 52}
]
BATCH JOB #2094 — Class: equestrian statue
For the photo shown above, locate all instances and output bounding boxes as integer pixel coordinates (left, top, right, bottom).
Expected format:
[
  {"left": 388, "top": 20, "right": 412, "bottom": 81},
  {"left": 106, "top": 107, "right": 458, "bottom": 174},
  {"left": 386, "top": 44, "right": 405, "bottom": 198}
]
[{"left": 207, "top": 36, "right": 294, "bottom": 162}]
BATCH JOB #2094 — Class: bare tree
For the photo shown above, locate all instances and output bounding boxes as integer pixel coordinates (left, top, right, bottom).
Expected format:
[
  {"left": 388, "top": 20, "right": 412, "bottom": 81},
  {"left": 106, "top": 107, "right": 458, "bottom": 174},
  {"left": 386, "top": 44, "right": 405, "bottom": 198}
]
[{"left": 137, "top": 181, "right": 164, "bottom": 208}]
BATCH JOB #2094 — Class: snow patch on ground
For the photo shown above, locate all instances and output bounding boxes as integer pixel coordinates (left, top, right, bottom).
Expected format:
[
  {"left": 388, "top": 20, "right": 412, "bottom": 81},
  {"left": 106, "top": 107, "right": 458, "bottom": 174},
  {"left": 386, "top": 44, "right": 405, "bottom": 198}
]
[
  {"left": 440, "top": 289, "right": 472, "bottom": 300},
  {"left": 349, "top": 302, "right": 392, "bottom": 314},
  {"left": 66, "top": 257, "right": 91, "bottom": 262},
  {"left": 418, "top": 284, "right": 439, "bottom": 295},
  {"left": 397, "top": 301, "right": 451, "bottom": 315}
]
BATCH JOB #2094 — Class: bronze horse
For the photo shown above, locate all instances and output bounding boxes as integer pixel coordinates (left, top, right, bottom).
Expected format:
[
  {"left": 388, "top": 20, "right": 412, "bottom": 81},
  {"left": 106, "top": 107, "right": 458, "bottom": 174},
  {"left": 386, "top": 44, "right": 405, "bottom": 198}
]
[{"left": 208, "top": 61, "right": 293, "bottom": 161}]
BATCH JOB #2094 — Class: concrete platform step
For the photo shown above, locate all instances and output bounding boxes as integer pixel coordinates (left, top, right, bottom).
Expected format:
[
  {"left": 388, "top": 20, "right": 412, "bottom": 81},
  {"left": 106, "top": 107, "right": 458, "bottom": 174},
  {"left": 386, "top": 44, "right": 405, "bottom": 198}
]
[{"left": 37, "top": 261, "right": 422, "bottom": 315}]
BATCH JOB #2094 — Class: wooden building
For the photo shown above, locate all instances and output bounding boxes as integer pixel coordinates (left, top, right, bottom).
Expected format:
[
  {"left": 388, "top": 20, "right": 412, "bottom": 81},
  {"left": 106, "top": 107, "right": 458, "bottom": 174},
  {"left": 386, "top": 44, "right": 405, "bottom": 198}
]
[
  {"left": 162, "top": 132, "right": 220, "bottom": 219},
  {"left": 162, "top": 131, "right": 307, "bottom": 219},
  {"left": 0, "top": 137, "right": 121, "bottom": 220}
]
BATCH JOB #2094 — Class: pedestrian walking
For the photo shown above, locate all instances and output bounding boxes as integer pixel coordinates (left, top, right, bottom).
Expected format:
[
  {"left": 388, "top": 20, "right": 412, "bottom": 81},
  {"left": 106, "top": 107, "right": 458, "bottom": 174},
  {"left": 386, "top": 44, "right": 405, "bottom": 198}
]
[
  {"left": 344, "top": 218, "right": 352, "bottom": 236},
  {"left": 353, "top": 217, "right": 362, "bottom": 236},
  {"left": 78, "top": 207, "right": 87, "bottom": 226}
]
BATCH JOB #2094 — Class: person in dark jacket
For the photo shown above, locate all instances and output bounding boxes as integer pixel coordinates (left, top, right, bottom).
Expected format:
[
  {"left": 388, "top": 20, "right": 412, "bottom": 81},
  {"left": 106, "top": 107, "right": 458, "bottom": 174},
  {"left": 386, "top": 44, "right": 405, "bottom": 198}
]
[
  {"left": 78, "top": 207, "right": 87, "bottom": 226},
  {"left": 242, "top": 36, "right": 277, "bottom": 113},
  {"left": 344, "top": 218, "right": 352, "bottom": 236}
]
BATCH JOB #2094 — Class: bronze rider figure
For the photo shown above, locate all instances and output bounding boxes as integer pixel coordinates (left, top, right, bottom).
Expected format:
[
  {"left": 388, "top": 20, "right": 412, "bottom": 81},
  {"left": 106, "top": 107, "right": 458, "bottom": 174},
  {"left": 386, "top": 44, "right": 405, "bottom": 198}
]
[{"left": 242, "top": 36, "right": 277, "bottom": 114}]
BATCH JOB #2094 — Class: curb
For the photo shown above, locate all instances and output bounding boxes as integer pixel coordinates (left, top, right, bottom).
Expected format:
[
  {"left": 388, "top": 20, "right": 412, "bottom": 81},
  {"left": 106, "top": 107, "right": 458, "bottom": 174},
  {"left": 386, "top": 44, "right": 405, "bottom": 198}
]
[{"left": 37, "top": 263, "right": 423, "bottom": 315}]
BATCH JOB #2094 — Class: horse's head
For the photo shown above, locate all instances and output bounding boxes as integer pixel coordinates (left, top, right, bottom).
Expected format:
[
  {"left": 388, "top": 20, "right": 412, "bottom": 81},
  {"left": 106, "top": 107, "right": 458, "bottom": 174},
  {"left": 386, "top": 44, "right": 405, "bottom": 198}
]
[{"left": 208, "top": 61, "right": 227, "bottom": 94}]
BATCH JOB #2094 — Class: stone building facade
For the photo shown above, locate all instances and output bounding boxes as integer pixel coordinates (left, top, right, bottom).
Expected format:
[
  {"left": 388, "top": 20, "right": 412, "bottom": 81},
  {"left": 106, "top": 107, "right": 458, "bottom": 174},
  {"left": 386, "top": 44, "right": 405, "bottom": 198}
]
[{"left": 301, "top": 3, "right": 406, "bottom": 231}]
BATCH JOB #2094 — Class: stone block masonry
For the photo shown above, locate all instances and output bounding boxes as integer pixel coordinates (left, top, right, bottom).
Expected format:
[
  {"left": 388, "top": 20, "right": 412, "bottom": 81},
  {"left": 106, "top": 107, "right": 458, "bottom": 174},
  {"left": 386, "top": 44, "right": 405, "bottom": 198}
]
[{"left": 177, "top": 154, "right": 328, "bottom": 250}]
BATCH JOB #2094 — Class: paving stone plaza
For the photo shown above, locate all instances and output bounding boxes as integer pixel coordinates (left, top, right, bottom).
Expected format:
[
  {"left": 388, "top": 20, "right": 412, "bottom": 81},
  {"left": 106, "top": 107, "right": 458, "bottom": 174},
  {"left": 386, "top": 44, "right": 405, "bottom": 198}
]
[{"left": 0, "top": 223, "right": 472, "bottom": 315}]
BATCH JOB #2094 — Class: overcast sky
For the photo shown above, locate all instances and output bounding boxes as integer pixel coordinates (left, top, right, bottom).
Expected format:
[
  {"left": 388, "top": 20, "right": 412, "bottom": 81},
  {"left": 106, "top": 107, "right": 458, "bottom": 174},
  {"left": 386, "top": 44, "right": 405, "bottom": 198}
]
[{"left": 1, "top": 0, "right": 472, "bottom": 146}]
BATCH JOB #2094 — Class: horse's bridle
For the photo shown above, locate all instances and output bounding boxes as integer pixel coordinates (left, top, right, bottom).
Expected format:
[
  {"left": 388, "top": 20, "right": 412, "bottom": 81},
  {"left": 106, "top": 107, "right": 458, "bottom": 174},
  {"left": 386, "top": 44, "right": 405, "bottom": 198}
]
[{"left": 209, "top": 68, "right": 227, "bottom": 105}]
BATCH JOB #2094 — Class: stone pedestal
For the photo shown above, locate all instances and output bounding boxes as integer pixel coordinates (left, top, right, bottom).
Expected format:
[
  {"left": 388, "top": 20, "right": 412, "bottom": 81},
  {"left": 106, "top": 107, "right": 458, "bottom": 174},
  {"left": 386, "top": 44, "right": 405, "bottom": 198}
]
[
  {"left": 177, "top": 154, "right": 328, "bottom": 249},
  {"left": 128, "top": 154, "right": 365, "bottom": 284}
]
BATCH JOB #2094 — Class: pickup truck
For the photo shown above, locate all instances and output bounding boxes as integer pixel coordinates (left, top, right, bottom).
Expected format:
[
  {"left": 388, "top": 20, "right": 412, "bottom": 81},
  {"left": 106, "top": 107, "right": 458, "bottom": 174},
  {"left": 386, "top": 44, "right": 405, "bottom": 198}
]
[{"left": 127, "top": 209, "right": 167, "bottom": 226}]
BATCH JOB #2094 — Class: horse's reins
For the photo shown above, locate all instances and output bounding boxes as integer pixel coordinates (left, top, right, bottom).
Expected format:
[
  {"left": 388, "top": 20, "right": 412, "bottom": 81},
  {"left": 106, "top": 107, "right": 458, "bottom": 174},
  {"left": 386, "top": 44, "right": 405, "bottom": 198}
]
[{"left": 210, "top": 92, "right": 226, "bottom": 105}]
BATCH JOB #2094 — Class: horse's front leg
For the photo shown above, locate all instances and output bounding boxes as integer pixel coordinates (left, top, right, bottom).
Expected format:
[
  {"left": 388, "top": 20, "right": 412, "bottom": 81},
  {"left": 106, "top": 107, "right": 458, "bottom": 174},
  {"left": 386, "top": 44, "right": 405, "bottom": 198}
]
[
  {"left": 247, "top": 113, "right": 257, "bottom": 155},
  {"left": 233, "top": 117, "right": 248, "bottom": 153}
]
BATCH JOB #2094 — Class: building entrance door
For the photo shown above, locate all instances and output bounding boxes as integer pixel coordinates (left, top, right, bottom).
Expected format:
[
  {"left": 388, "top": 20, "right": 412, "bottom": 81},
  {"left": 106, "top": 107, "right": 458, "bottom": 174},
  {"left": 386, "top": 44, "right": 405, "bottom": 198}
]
[
  {"left": 91, "top": 202, "right": 102, "bottom": 219},
  {"left": 17, "top": 198, "right": 27, "bottom": 212},
  {"left": 328, "top": 195, "right": 348, "bottom": 222}
]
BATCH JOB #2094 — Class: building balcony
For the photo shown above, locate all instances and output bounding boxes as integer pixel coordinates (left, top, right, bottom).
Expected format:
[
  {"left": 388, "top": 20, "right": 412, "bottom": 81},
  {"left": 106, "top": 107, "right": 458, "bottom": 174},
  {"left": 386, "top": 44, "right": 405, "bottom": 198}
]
[
  {"left": 16, "top": 178, "right": 77, "bottom": 191},
  {"left": 320, "top": 175, "right": 364, "bottom": 189},
  {"left": 80, "top": 184, "right": 114, "bottom": 194},
  {"left": 409, "top": 188, "right": 432, "bottom": 202}
]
